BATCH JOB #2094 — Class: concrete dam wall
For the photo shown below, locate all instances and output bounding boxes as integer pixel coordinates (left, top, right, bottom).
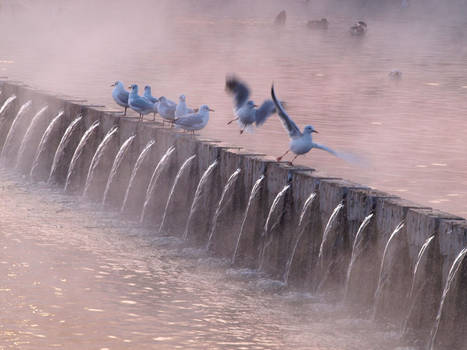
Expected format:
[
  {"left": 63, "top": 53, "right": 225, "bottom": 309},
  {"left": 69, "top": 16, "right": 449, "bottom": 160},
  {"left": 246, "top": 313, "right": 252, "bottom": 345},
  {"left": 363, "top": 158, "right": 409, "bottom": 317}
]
[{"left": 0, "top": 80, "right": 465, "bottom": 349}]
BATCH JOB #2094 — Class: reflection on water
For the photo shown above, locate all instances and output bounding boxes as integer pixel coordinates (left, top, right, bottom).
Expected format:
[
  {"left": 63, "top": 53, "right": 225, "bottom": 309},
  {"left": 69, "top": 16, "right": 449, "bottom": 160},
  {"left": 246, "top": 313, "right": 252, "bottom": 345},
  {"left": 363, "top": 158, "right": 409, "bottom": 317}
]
[{"left": 0, "top": 169, "right": 404, "bottom": 349}]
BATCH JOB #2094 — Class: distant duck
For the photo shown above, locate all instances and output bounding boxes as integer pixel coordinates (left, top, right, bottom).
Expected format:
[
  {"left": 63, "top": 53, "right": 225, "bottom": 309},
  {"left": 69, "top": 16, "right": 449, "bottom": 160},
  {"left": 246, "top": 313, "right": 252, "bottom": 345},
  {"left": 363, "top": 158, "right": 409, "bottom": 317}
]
[
  {"left": 307, "top": 18, "right": 329, "bottom": 30},
  {"left": 389, "top": 69, "right": 402, "bottom": 79},
  {"left": 128, "top": 84, "right": 156, "bottom": 120},
  {"left": 274, "top": 10, "right": 287, "bottom": 26},
  {"left": 174, "top": 105, "right": 214, "bottom": 134},
  {"left": 175, "top": 94, "right": 197, "bottom": 119},
  {"left": 157, "top": 96, "right": 177, "bottom": 125},
  {"left": 111, "top": 81, "right": 129, "bottom": 115},
  {"left": 350, "top": 21, "right": 367, "bottom": 36}
]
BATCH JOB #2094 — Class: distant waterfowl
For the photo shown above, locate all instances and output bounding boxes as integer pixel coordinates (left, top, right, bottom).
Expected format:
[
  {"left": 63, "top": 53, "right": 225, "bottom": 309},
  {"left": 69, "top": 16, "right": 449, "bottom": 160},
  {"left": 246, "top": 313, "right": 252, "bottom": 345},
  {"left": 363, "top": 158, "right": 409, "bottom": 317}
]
[
  {"left": 274, "top": 10, "right": 287, "bottom": 26},
  {"left": 128, "top": 84, "right": 156, "bottom": 120},
  {"left": 350, "top": 21, "right": 367, "bottom": 36},
  {"left": 225, "top": 76, "right": 278, "bottom": 134},
  {"left": 111, "top": 81, "right": 129, "bottom": 115},
  {"left": 271, "top": 85, "right": 339, "bottom": 164},
  {"left": 307, "top": 18, "right": 328, "bottom": 30},
  {"left": 174, "top": 104, "right": 214, "bottom": 134},
  {"left": 389, "top": 69, "right": 402, "bottom": 79}
]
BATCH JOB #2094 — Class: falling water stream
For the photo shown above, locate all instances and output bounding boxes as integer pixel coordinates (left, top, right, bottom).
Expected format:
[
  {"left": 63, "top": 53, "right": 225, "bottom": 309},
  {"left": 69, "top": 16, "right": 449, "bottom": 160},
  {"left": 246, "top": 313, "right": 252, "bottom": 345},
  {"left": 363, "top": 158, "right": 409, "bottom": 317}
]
[
  {"left": 0, "top": 100, "right": 32, "bottom": 158},
  {"left": 0, "top": 95, "right": 16, "bottom": 117}
]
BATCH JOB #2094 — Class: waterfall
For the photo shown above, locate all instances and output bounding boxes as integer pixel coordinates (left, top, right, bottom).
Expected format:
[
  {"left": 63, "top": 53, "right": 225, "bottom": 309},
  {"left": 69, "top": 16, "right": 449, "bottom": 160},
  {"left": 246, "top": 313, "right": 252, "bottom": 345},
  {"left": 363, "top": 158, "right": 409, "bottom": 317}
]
[
  {"left": 282, "top": 192, "right": 317, "bottom": 285},
  {"left": 344, "top": 213, "right": 374, "bottom": 300},
  {"left": 0, "top": 100, "right": 32, "bottom": 158},
  {"left": 258, "top": 184, "right": 290, "bottom": 270},
  {"left": 102, "top": 135, "right": 136, "bottom": 205},
  {"left": 82, "top": 126, "right": 119, "bottom": 197},
  {"left": 30, "top": 111, "right": 65, "bottom": 179},
  {"left": 428, "top": 247, "right": 467, "bottom": 350},
  {"left": 15, "top": 106, "right": 49, "bottom": 169},
  {"left": 0, "top": 95, "right": 16, "bottom": 117},
  {"left": 120, "top": 139, "right": 155, "bottom": 213},
  {"left": 206, "top": 168, "right": 241, "bottom": 250},
  {"left": 64, "top": 121, "right": 100, "bottom": 192},
  {"left": 140, "top": 145, "right": 176, "bottom": 223},
  {"left": 231, "top": 175, "right": 265, "bottom": 265},
  {"left": 372, "top": 221, "right": 405, "bottom": 318},
  {"left": 158, "top": 154, "right": 196, "bottom": 234},
  {"left": 183, "top": 160, "right": 218, "bottom": 240},
  {"left": 48, "top": 116, "right": 82, "bottom": 183}
]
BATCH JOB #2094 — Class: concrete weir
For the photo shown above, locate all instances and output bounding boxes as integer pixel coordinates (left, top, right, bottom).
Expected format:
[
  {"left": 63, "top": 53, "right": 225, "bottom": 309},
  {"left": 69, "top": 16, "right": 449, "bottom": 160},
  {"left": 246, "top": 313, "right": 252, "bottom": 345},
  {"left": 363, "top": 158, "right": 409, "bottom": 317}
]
[{"left": 0, "top": 80, "right": 466, "bottom": 348}]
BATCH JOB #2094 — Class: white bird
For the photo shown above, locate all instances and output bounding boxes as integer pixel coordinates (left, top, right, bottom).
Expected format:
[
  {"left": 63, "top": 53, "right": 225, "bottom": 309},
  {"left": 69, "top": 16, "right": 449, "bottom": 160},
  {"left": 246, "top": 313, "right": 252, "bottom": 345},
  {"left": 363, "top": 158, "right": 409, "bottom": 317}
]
[
  {"left": 111, "top": 81, "right": 129, "bottom": 115},
  {"left": 143, "top": 85, "right": 159, "bottom": 120},
  {"left": 156, "top": 96, "right": 177, "bottom": 125},
  {"left": 174, "top": 104, "right": 214, "bottom": 134},
  {"left": 225, "top": 76, "right": 278, "bottom": 134},
  {"left": 175, "top": 94, "right": 196, "bottom": 118},
  {"left": 128, "top": 84, "right": 157, "bottom": 120},
  {"left": 271, "top": 85, "right": 338, "bottom": 164}
]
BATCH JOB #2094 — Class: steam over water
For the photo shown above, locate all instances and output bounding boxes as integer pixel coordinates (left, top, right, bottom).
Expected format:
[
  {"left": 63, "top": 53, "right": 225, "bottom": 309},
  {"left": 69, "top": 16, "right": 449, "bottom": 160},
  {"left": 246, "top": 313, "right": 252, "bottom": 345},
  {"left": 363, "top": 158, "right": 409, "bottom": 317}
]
[{"left": 1, "top": 0, "right": 467, "bottom": 216}]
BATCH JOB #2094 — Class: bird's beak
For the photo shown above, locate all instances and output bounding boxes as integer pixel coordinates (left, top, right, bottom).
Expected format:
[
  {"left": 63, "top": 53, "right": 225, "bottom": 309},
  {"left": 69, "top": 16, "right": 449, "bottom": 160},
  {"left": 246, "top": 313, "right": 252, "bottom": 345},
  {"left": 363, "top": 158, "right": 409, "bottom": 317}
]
[
  {"left": 253, "top": 104, "right": 258, "bottom": 108},
  {"left": 208, "top": 108, "right": 215, "bottom": 112},
  {"left": 128, "top": 86, "right": 132, "bottom": 89},
  {"left": 312, "top": 129, "right": 319, "bottom": 133},
  {"left": 110, "top": 83, "right": 116, "bottom": 87}
]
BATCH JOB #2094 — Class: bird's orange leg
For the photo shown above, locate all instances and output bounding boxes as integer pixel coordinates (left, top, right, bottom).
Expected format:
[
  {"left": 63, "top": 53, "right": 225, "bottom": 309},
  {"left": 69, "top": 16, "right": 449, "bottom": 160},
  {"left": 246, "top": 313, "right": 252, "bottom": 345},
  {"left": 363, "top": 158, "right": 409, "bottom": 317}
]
[{"left": 277, "top": 149, "right": 290, "bottom": 161}]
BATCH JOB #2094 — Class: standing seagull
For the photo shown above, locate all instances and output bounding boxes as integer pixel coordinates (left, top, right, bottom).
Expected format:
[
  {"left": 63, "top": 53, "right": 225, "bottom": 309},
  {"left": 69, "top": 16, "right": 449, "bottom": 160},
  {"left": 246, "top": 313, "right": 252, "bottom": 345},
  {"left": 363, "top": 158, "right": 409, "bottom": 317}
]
[
  {"left": 144, "top": 86, "right": 159, "bottom": 120},
  {"left": 128, "top": 84, "right": 156, "bottom": 120},
  {"left": 157, "top": 96, "right": 177, "bottom": 125},
  {"left": 111, "top": 81, "right": 129, "bottom": 115},
  {"left": 175, "top": 94, "right": 197, "bottom": 118},
  {"left": 271, "top": 85, "right": 338, "bottom": 164},
  {"left": 225, "top": 76, "right": 277, "bottom": 134},
  {"left": 174, "top": 105, "right": 214, "bottom": 134}
]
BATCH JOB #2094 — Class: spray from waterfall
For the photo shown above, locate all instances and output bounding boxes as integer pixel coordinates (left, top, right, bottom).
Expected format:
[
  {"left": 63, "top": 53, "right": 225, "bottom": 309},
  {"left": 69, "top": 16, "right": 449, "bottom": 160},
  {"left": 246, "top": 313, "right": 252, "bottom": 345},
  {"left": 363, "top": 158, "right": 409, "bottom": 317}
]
[
  {"left": 82, "top": 126, "right": 119, "bottom": 197},
  {"left": 1, "top": 100, "right": 32, "bottom": 159},
  {"left": 15, "top": 106, "right": 49, "bottom": 169},
  {"left": 64, "top": 121, "right": 100, "bottom": 192},
  {"left": 120, "top": 139, "right": 155, "bottom": 213},
  {"left": 140, "top": 145, "right": 176, "bottom": 223},
  {"left": 158, "top": 154, "right": 196, "bottom": 234},
  {"left": 30, "top": 111, "right": 64, "bottom": 179},
  {"left": 183, "top": 160, "right": 218, "bottom": 240},
  {"left": 206, "top": 168, "right": 241, "bottom": 250},
  {"left": 102, "top": 135, "right": 136, "bottom": 205},
  {"left": 232, "top": 175, "right": 265, "bottom": 265},
  {"left": 0, "top": 95, "right": 16, "bottom": 117},
  {"left": 283, "top": 192, "right": 317, "bottom": 285},
  {"left": 48, "top": 116, "right": 82, "bottom": 183}
]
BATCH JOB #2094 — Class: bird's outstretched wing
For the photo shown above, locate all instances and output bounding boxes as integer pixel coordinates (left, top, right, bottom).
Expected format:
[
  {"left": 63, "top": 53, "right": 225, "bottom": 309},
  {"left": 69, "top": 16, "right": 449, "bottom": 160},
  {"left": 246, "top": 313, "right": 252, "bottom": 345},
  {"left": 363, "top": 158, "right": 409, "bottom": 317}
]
[
  {"left": 255, "top": 99, "right": 276, "bottom": 126},
  {"left": 175, "top": 114, "right": 204, "bottom": 127},
  {"left": 313, "top": 143, "right": 338, "bottom": 157},
  {"left": 271, "top": 85, "right": 301, "bottom": 138},
  {"left": 225, "top": 76, "right": 250, "bottom": 109}
]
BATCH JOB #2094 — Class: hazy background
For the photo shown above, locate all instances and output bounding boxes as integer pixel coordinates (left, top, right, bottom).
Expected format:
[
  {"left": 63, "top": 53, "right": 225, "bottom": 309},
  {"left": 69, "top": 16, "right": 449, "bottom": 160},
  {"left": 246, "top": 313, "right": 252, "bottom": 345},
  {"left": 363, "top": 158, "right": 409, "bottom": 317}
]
[{"left": 1, "top": 0, "right": 467, "bottom": 217}]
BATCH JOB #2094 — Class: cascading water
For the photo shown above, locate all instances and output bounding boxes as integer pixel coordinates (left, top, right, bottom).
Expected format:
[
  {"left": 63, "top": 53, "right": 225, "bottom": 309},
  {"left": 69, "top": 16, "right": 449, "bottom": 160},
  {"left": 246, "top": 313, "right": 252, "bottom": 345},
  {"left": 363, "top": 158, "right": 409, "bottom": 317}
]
[
  {"left": 372, "top": 221, "right": 405, "bottom": 318},
  {"left": 206, "top": 168, "right": 241, "bottom": 250},
  {"left": 15, "top": 106, "right": 48, "bottom": 169},
  {"left": 344, "top": 213, "right": 374, "bottom": 300},
  {"left": 408, "top": 235, "right": 435, "bottom": 302},
  {"left": 258, "top": 184, "right": 290, "bottom": 270},
  {"left": 140, "top": 145, "right": 176, "bottom": 223},
  {"left": 29, "top": 111, "right": 64, "bottom": 179},
  {"left": 102, "top": 135, "right": 136, "bottom": 205},
  {"left": 0, "top": 100, "right": 32, "bottom": 159},
  {"left": 48, "top": 116, "right": 83, "bottom": 183},
  {"left": 183, "top": 160, "right": 218, "bottom": 240},
  {"left": 0, "top": 95, "right": 16, "bottom": 117},
  {"left": 158, "top": 154, "right": 196, "bottom": 234},
  {"left": 64, "top": 121, "right": 100, "bottom": 192},
  {"left": 428, "top": 247, "right": 467, "bottom": 350},
  {"left": 120, "top": 139, "right": 155, "bottom": 213},
  {"left": 82, "top": 126, "right": 119, "bottom": 197},
  {"left": 282, "top": 192, "right": 317, "bottom": 285},
  {"left": 231, "top": 175, "right": 265, "bottom": 265}
]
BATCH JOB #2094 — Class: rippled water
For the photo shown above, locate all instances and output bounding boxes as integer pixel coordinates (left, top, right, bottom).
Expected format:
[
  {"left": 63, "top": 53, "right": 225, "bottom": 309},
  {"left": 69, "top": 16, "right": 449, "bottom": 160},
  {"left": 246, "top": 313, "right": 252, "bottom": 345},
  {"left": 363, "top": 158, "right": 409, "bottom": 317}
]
[
  {"left": 1, "top": 2, "right": 467, "bottom": 217},
  {"left": 0, "top": 169, "right": 405, "bottom": 349}
]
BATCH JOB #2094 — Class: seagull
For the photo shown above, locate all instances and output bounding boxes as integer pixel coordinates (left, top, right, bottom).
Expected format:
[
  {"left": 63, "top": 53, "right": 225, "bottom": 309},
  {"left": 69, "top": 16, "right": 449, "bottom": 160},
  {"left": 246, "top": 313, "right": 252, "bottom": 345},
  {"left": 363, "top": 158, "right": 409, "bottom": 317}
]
[
  {"left": 156, "top": 96, "right": 177, "bottom": 125},
  {"left": 350, "top": 21, "right": 367, "bottom": 36},
  {"left": 174, "top": 105, "right": 214, "bottom": 134},
  {"left": 128, "top": 84, "right": 157, "bottom": 120},
  {"left": 271, "top": 84, "right": 339, "bottom": 164},
  {"left": 111, "top": 81, "right": 129, "bottom": 115},
  {"left": 225, "top": 76, "right": 278, "bottom": 134},
  {"left": 143, "top": 86, "right": 159, "bottom": 120},
  {"left": 175, "top": 94, "right": 197, "bottom": 118}
]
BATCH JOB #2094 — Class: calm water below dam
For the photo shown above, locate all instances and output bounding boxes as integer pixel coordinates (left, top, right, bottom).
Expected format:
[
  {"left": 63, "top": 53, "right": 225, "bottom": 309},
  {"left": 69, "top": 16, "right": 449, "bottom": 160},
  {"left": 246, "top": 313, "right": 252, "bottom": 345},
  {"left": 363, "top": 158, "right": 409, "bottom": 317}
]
[{"left": 0, "top": 169, "right": 403, "bottom": 349}]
